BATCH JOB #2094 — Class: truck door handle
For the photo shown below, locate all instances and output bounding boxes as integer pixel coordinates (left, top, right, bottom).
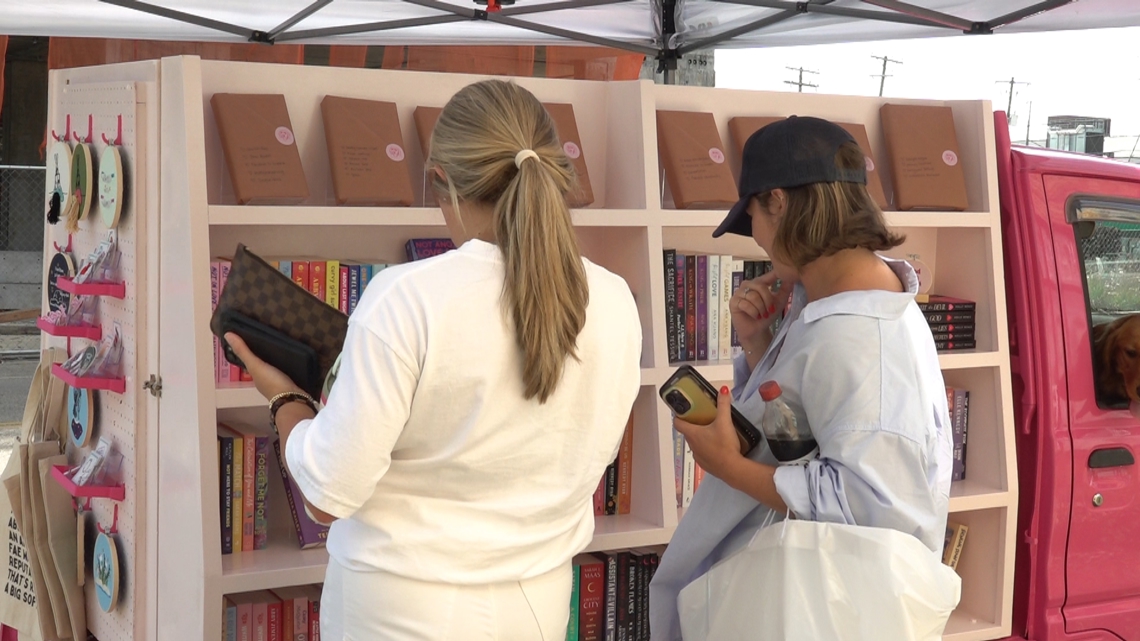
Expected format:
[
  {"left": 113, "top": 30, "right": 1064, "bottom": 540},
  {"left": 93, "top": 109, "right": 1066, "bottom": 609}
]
[{"left": 1089, "top": 448, "right": 1135, "bottom": 469}]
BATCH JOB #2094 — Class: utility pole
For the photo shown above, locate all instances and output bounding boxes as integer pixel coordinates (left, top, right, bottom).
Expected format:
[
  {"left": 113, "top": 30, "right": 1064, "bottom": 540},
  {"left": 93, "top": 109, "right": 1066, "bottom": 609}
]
[
  {"left": 784, "top": 66, "right": 819, "bottom": 93},
  {"left": 996, "top": 76, "right": 1030, "bottom": 115},
  {"left": 871, "top": 55, "right": 902, "bottom": 97},
  {"left": 1025, "top": 101, "right": 1032, "bottom": 145}
]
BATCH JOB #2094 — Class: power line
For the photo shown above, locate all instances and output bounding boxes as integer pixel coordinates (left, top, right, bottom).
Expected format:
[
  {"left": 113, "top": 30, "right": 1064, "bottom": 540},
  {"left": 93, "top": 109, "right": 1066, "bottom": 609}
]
[
  {"left": 996, "top": 77, "right": 1030, "bottom": 115},
  {"left": 784, "top": 66, "right": 819, "bottom": 93},
  {"left": 870, "top": 55, "right": 902, "bottom": 97}
]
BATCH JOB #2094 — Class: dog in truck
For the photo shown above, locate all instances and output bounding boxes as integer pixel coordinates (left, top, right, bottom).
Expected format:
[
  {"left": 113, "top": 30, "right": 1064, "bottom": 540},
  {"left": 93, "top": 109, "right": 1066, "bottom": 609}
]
[{"left": 1092, "top": 314, "right": 1140, "bottom": 405}]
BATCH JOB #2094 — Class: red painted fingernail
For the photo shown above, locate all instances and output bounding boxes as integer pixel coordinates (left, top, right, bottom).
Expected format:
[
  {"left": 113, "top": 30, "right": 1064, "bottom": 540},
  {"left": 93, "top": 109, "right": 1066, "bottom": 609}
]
[{"left": 720, "top": 386, "right": 730, "bottom": 395}]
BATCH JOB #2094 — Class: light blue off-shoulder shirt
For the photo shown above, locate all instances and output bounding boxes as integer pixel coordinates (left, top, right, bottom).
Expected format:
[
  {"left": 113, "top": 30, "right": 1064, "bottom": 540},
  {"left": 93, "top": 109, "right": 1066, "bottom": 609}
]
[{"left": 649, "top": 257, "right": 953, "bottom": 641}]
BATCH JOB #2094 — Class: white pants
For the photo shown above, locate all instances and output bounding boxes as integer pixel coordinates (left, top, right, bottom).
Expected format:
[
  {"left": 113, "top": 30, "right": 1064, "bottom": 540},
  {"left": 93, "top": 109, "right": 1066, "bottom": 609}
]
[{"left": 320, "top": 558, "right": 572, "bottom": 640}]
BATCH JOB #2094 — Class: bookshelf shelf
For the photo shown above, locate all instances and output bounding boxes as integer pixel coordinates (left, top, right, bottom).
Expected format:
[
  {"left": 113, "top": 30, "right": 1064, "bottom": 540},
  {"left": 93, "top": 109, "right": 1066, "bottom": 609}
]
[
  {"left": 209, "top": 205, "right": 658, "bottom": 229},
  {"left": 219, "top": 539, "right": 330, "bottom": 595},
  {"left": 65, "top": 56, "right": 1014, "bottom": 640}
]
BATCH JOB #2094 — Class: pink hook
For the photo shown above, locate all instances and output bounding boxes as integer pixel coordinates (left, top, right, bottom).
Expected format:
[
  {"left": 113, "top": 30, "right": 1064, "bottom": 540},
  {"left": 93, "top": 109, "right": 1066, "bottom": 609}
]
[
  {"left": 73, "top": 115, "right": 93, "bottom": 143},
  {"left": 101, "top": 115, "right": 123, "bottom": 146},
  {"left": 96, "top": 504, "right": 119, "bottom": 535},
  {"left": 52, "top": 235, "right": 74, "bottom": 254},
  {"left": 51, "top": 115, "right": 73, "bottom": 142}
]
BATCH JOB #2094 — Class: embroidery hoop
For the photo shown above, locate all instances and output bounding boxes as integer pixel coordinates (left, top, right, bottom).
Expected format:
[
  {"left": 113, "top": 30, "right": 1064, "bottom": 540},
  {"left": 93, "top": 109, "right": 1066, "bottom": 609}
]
[
  {"left": 67, "top": 385, "right": 95, "bottom": 449},
  {"left": 47, "top": 251, "right": 76, "bottom": 315},
  {"left": 93, "top": 530, "right": 119, "bottom": 612},
  {"left": 98, "top": 146, "right": 124, "bottom": 229},
  {"left": 46, "top": 141, "right": 72, "bottom": 224}
]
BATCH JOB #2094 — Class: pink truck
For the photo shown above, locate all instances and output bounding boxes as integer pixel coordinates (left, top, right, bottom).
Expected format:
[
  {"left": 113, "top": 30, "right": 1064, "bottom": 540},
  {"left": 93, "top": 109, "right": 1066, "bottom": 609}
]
[{"left": 997, "top": 111, "right": 1140, "bottom": 640}]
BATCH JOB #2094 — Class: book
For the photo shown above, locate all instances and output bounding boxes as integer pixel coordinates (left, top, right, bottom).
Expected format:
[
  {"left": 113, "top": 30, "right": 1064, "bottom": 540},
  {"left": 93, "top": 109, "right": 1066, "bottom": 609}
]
[
  {"left": 224, "top": 598, "right": 238, "bottom": 641},
  {"left": 879, "top": 104, "right": 969, "bottom": 211},
  {"left": 310, "top": 261, "right": 326, "bottom": 302},
  {"left": 593, "top": 474, "right": 606, "bottom": 517},
  {"left": 226, "top": 592, "right": 260, "bottom": 641},
  {"left": 405, "top": 238, "right": 457, "bottom": 261},
  {"left": 604, "top": 459, "right": 618, "bottom": 515},
  {"left": 682, "top": 440, "right": 696, "bottom": 509},
  {"left": 673, "top": 428, "right": 684, "bottom": 508},
  {"left": 211, "top": 261, "right": 222, "bottom": 383},
  {"left": 567, "top": 561, "right": 581, "bottom": 641},
  {"left": 719, "top": 254, "right": 733, "bottom": 361},
  {"left": 543, "top": 102, "right": 595, "bottom": 208},
  {"left": 320, "top": 95, "right": 415, "bottom": 206},
  {"left": 578, "top": 555, "right": 606, "bottom": 641},
  {"left": 219, "top": 259, "right": 238, "bottom": 382},
  {"left": 684, "top": 255, "right": 697, "bottom": 361},
  {"left": 599, "top": 552, "right": 618, "bottom": 641},
  {"left": 301, "top": 585, "right": 322, "bottom": 641},
  {"left": 210, "top": 93, "right": 309, "bottom": 205},
  {"left": 616, "top": 413, "right": 634, "bottom": 516},
  {"left": 663, "top": 249, "right": 678, "bottom": 363},
  {"left": 338, "top": 264, "right": 349, "bottom": 314},
  {"left": 917, "top": 295, "right": 976, "bottom": 312},
  {"left": 218, "top": 425, "right": 244, "bottom": 553},
  {"left": 696, "top": 255, "right": 708, "bottom": 360},
  {"left": 935, "top": 339, "right": 977, "bottom": 351},
  {"left": 928, "top": 323, "right": 975, "bottom": 334},
  {"left": 675, "top": 254, "right": 687, "bottom": 363},
  {"left": 726, "top": 116, "right": 782, "bottom": 171},
  {"left": 412, "top": 106, "right": 442, "bottom": 157},
  {"left": 325, "top": 259, "right": 340, "bottom": 309},
  {"left": 271, "top": 586, "right": 310, "bottom": 641},
  {"left": 656, "top": 110, "right": 738, "bottom": 209},
  {"left": 708, "top": 254, "right": 720, "bottom": 364},
  {"left": 931, "top": 330, "right": 976, "bottom": 342},
  {"left": 951, "top": 388, "right": 970, "bottom": 481},
  {"left": 924, "top": 311, "right": 976, "bottom": 324},
  {"left": 942, "top": 520, "right": 968, "bottom": 570},
  {"left": 272, "top": 440, "right": 331, "bottom": 549},
  {"left": 218, "top": 432, "right": 235, "bottom": 555},
  {"left": 616, "top": 551, "right": 633, "bottom": 641}
]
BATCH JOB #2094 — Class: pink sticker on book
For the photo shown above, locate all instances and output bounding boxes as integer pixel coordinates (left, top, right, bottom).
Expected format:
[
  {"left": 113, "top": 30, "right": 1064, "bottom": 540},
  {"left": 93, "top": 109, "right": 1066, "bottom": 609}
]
[
  {"left": 865, "top": 156, "right": 875, "bottom": 172},
  {"left": 942, "top": 150, "right": 958, "bottom": 166},
  {"left": 275, "top": 127, "right": 295, "bottom": 146},
  {"left": 709, "top": 148, "right": 725, "bottom": 164},
  {"left": 386, "top": 144, "right": 405, "bottom": 162},
  {"left": 563, "top": 141, "right": 581, "bottom": 159}
]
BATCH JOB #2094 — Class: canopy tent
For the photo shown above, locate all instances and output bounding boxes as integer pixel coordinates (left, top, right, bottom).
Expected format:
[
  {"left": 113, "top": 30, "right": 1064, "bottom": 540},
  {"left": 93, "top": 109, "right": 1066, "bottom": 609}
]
[{"left": 3, "top": 0, "right": 1140, "bottom": 72}]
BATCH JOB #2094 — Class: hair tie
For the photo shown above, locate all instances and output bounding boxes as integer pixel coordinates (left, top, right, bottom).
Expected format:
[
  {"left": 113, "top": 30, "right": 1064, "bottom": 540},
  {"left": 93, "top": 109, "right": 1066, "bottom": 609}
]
[{"left": 514, "top": 149, "right": 539, "bottom": 168}]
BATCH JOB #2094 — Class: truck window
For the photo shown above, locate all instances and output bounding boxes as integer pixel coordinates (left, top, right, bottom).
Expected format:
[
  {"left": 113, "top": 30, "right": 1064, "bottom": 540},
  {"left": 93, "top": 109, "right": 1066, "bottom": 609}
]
[{"left": 1071, "top": 199, "right": 1140, "bottom": 409}]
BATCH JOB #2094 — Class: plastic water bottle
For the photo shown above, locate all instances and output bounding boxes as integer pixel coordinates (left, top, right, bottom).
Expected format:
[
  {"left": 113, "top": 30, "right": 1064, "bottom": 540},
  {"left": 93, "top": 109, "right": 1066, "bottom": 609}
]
[{"left": 759, "top": 381, "right": 818, "bottom": 463}]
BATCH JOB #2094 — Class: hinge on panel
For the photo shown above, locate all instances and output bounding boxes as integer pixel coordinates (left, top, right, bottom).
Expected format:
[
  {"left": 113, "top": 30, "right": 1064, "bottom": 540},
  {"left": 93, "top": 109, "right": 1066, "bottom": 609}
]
[{"left": 143, "top": 375, "right": 163, "bottom": 398}]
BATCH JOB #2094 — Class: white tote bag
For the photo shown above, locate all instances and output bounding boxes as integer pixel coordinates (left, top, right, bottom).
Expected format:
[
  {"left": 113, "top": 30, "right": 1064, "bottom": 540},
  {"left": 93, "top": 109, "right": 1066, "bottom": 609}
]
[{"left": 678, "top": 517, "right": 961, "bottom": 641}]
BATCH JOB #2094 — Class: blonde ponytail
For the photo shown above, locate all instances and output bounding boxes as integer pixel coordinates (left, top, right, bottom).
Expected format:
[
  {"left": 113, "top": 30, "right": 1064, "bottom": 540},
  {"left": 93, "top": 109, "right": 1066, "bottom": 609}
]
[{"left": 429, "top": 80, "right": 589, "bottom": 403}]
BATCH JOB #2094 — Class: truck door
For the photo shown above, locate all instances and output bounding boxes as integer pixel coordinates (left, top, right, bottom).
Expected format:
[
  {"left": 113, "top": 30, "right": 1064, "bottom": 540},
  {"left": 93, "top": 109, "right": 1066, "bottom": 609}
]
[{"left": 1044, "top": 175, "right": 1140, "bottom": 639}]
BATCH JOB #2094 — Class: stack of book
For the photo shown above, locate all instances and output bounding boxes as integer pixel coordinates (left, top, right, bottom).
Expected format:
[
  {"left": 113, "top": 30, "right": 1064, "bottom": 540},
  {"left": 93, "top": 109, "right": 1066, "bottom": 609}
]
[
  {"left": 569, "top": 549, "right": 661, "bottom": 641},
  {"left": 663, "top": 250, "right": 771, "bottom": 363},
  {"left": 918, "top": 295, "right": 977, "bottom": 352},
  {"left": 942, "top": 521, "right": 968, "bottom": 572},
  {"left": 217, "top": 423, "right": 330, "bottom": 554},
  {"left": 592, "top": 414, "right": 634, "bottom": 517},
  {"left": 945, "top": 386, "right": 971, "bottom": 482},
  {"left": 217, "top": 422, "right": 271, "bottom": 554},
  {"left": 224, "top": 584, "right": 323, "bottom": 641}
]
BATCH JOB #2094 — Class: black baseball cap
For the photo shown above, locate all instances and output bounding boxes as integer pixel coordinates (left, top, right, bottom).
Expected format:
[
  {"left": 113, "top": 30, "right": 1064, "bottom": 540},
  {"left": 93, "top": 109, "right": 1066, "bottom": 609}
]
[{"left": 713, "top": 116, "right": 867, "bottom": 238}]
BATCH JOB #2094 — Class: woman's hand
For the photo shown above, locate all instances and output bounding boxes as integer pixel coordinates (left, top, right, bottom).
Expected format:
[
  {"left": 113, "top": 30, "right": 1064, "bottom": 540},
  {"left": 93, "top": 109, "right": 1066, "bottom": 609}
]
[
  {"left": 731, "top": 271, "right": 791, "bottom": 351},
  {"left": 224, "top": 333, "right": 303, "bottom": 401},
  {"left": 673, "top": 385, "right": 745, "bottom": 481}
]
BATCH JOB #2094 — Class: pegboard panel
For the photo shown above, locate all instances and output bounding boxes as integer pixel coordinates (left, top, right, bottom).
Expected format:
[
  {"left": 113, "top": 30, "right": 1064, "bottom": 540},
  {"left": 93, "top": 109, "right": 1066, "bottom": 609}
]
[{"left": 44, "top": 81, "right": 145, "bottom": 641}]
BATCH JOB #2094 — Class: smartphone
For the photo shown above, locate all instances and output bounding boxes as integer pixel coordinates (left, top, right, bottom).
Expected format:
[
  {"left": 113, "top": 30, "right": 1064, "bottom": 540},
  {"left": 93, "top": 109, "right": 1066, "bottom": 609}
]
[{"left": 659, "top": 365, "right": 763, "bottom": 455}]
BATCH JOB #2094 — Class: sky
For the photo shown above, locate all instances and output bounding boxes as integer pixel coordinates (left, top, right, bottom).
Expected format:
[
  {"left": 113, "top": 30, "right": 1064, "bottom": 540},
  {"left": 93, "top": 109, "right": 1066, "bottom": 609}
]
[{"left": 715, "top": 25, "right": 1140, "bottom": 155}]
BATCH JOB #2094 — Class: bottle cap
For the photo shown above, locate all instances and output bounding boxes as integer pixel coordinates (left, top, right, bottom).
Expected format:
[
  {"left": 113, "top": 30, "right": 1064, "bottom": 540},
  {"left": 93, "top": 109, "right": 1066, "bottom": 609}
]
[{"left": 759, "top": 380, "right": 782, "bottom": 402}]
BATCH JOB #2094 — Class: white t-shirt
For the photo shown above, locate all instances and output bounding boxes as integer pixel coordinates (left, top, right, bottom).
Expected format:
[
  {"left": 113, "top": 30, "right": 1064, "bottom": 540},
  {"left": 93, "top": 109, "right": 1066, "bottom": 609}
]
[{"left": 285, "top": 239, "right": 643, "bottom": 584}]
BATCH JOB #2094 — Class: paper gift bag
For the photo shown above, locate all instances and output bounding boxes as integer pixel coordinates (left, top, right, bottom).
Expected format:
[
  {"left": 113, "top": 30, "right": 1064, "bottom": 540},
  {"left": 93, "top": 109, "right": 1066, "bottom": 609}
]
[{"left": 38, "top": 457, "right": 85, "bottom": 641}]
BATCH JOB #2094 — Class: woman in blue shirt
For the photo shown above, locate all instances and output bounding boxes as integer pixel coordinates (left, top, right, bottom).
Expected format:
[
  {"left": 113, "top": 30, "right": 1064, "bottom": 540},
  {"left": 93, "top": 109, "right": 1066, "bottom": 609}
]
[{"left": 649, "top": 116, "right": 953, "bottom": 640}]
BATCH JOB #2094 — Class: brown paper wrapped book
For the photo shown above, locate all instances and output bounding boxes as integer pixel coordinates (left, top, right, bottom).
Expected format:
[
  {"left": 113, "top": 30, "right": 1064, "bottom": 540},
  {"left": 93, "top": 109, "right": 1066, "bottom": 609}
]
[
  {"left": 880, "top": 104, "right": 969, "bottom": 211},
  {"left": 414, "top": 103, "right": 595, "bottom": 208},
  {"left": 657, "top": 110, "right": 738, "bottom": 209},
  {"left": 211, "top": 93, "right": 310, "bottom": 205},
  {"left": 542, "top": 102, "right": 595, "bottom": 208},
  {"left": 321, "top": 96, "right": 415, "bottom": 206},
  {"left": 727, "top": 116, "right": 889, "bottom": 210}
]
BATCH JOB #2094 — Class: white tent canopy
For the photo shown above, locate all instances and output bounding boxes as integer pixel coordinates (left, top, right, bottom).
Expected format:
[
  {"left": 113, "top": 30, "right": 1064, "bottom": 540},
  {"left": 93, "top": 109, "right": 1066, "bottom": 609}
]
[{"left": 3, "top": 0, "right": 1140, "bottom": 68}]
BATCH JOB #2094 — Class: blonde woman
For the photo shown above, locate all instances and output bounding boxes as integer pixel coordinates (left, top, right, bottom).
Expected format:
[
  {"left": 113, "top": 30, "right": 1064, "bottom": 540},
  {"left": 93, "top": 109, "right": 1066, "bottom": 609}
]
[{"left": 226, "top": 80, "right": 642, "bottom": 640}]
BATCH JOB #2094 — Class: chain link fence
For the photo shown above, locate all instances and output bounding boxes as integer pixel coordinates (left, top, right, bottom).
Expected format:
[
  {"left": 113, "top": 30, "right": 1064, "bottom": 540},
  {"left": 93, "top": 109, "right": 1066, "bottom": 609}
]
[
  {"left": 1081, "top": 221, "right": 1140, "bottom": 314},
  {"left": 0, "top": 165, "right": 44, "bottom": 252}
]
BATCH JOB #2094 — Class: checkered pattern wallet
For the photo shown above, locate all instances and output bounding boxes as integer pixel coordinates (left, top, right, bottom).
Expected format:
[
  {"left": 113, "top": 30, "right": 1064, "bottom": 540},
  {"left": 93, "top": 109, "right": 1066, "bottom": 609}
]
[{"left": 209, "top": 244, "right": 348, "bottom": 385}]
